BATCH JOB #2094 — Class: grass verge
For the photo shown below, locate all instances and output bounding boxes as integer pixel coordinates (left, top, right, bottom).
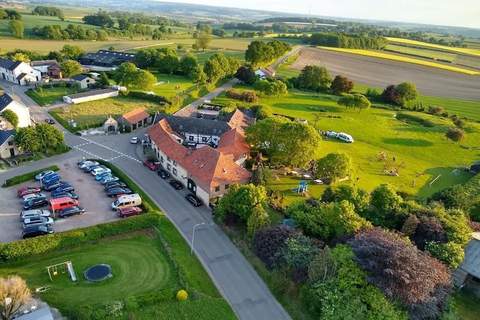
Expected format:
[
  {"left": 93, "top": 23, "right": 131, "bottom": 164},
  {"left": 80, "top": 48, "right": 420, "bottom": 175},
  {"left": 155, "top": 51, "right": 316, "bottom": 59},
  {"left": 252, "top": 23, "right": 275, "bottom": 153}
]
[{"left": 2, "top": 165, "right": 59, "bottom": 188}]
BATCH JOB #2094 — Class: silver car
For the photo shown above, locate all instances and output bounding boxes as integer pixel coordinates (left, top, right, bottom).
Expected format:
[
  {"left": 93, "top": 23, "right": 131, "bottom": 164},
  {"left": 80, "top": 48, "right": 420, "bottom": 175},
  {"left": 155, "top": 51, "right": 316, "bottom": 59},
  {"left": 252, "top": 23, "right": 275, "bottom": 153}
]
[
  {"left": 22, "top": 193, "right": 46, "bottom": 202},
  {"left": 20, "top": 209, "right": 52, "bottom": 221},
  {"left": 23, "top": 216, "right": 54, "bottom": 229}
]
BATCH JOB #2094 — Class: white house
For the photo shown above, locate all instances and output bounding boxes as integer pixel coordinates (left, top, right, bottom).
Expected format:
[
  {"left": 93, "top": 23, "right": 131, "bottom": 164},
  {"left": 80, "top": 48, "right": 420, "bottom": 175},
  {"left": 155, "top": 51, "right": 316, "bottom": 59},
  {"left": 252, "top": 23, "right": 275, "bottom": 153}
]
[
  {"left": 0, "top": 58, "right": 41, "bottom": 85},
  {"left": 0, "top": 93, "right": 31, "bottom": 128},
  {"left": 0, "top": 129, "right": 18, "bottom": 159},
  {"left": 71, "top": 74, "right": 96, "bottom": 89},
  {"left": 63, "top": 88, "right": 118, "bottom": 104}
]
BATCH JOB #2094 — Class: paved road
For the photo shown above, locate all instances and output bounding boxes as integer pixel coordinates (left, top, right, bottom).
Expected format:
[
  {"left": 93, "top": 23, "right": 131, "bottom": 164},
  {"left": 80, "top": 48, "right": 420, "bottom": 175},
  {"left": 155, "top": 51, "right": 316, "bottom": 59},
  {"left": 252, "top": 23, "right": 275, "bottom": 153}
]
[
  {"left": 0, "top": 85, "right": 291, "bottom": 320},
  {"left": 292, "top": 47, "right": 480, "bottom": 100}
]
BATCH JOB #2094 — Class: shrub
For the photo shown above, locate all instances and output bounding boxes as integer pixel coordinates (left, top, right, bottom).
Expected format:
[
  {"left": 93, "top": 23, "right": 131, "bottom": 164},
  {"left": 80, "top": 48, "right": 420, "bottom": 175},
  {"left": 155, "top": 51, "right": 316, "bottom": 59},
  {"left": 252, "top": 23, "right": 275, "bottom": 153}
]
[
  {"left": 427, "top": 106, "right": 445, "bottom": 115},
  {"left": 1, "top": 109, "right": 19, "bottom": 128},
  {"left": 250, "top": 104, "right": 272, "bottom": 120},
  {"left": 2, "top": 165, "right": 59, "bottom": 187},
  {"left": 330, "top": 75, "right": 353, "bottom": 95},
  {"left": 126, "top": 91, "right": 170, "bottom": 105},
  {"left": 253, "top": 225, "right": 296, "bottom": 269},
  {"left": 226, "top": 89, "right": 258, "bottom": 103},
  {"left": 314, "top": 153, "right": 352, "bottom": 183},
  {"left": 396, "top": 113, "right": 435, "bottom": 127},
  {"left": 254, "top": 79, "right": 288, "bottom": 96},
  {"left": 445, "top": 127, "right": 464, "bottom": 142}
]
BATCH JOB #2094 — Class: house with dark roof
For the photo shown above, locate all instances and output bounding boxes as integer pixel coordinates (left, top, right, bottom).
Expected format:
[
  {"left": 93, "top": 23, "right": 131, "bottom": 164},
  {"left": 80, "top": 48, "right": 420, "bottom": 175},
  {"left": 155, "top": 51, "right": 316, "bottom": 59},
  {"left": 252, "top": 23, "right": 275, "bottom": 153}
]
[
  {"left": 454, "top": 233, "right": 480, "bottom": 295},
  {"left": 79, "top": 50, "right": 135, "bottom": 71},
  {"left": 0, "top": 58, "right": 41, "bottom": 85},
  {"left": 0, "top": 93, "right": 31, "bottom": 128},
  {"left": 63, "top": 88, "right": 119, "bottom": 104},
  {"left": 71, "top": 74, "right": 96, "bottom": 89},
  {"left": 0, "top": 129, "right": 18, "bottom": 158},
  {"left": 148, "top": 118, "right": 251, "bottom": 205},
  {"left": 30, "top": 60, "right": 62, "bottom": 79}
]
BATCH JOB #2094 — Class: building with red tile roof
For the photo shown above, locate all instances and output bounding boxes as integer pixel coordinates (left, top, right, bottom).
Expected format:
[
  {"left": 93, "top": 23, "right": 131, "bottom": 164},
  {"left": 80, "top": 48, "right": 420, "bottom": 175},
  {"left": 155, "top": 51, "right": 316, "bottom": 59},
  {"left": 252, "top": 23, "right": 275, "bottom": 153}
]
[{"left": 119, "top": 108, "right": 150, "bottom": 131}]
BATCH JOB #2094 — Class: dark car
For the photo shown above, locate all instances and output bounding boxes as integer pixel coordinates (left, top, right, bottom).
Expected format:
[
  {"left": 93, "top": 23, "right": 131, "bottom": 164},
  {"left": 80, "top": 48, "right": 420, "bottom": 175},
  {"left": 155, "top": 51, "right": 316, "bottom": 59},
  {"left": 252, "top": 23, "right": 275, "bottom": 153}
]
[
  {"left": 185, "top": 194, "right": 202, "bottom": 207},
  {"left": 157, "top": 169, "right": 170, "bottom": 179},
  {"left": 117, "top": 206, "right": 143, "bottom": 218},
  {"left": 106, "top": 187, "right": 133, "bottom": 197},
  {"left": 104, "top": 181, "right": 127, "bottom": 190},
  {"left": 143, "top": 160, "right": 160, "bottom": 171},
  {"left": 44, "top": 118, "right": 55, "bottom": 125},
  {"left": 23, "top": 197, "right": 48, "bottom": 210},
  {"left": 51, "top": 191, "right": 79, "bottom": 200},
  {"left": 57, "top": 206, "right": 85, "bottom": 218},
  {"left": 53, "top": 183, "right": 74, "bottom": 193},
  {"left": 22, "top": 225, "right": 54, "bottom": 239},
  {"left": 43, "top": 181, "right": 64, "bottom": 191},
  {"left": 41, "top": 174, "right": 60, "bottom": 186},
  {"left": 169, "top": 179, "right": 184, "bottom": 190}
]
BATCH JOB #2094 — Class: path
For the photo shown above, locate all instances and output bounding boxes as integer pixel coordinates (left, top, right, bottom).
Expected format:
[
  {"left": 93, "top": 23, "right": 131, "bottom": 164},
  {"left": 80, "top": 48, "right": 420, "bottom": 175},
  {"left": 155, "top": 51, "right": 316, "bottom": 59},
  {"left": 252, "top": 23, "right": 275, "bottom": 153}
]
[{"left": 0, "top": 81, "right": 291, "bottom": 320}]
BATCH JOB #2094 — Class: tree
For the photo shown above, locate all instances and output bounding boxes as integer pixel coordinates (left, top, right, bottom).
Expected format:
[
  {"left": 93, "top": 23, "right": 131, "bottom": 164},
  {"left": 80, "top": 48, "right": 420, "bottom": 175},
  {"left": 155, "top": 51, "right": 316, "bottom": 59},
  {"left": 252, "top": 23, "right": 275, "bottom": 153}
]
[
  {"left": 215, "top": 184, "right": 268, "bottom": 223},
  {"left": 97, "top": 72, "right": 110, "bottom": 87},
  {"left": 132, "top": 69, "right": 156, "bottom": 90},
  {"left": 113, "top": 62, "right": 138, "bottom": 87},
  {"left": 246, "top": 117, "right": 321, "bottom": 168},
  {"left": 251, "top": 104, "right": 272, "bottom": 120},
  {"left": 195, "top": 30, "right": 212, "bottom": 51},
  {"left": 321, "top": 185, "right": 370, "bottom": 214},
  {"left": 179, "top": 54, "right": 199, "bottom": 78},
  {"left": 82, "top": 12, "right": 114, "bottom": 27},
  {"left": 445, "top": 127, "right": 464, "bottom": 142},
  {"left": 254, "top": 79, "right": 288, "bottom": 96},
  {"left": 411, "top": 215, "right": 447, "bottom": 250},
  {"left": 368, "top": 184, "right": 403, "bottom": 227},
  {"left": 295, "top": 65, "right": 331, "bottom": 92},
  {"left": 0, "top": 276, "right": 31, "bottom": 320},
  {"left": 15, "top": 124, "right": 64, "bottom": 153},
  {"left": 330, "top": 75, "right": 353, "bottom": 95},
  {"left": 235, "top": 66, "right": 256, "bottom": 85},
  {"left": 61, "top": 60, "right": 83, "bottom": 77},
  {"left": 247, "top": 206, "right": 270, "bottom": 237},
  {"left": 245, "top": 41, "right": 274, "bottom": 67},
  {"left": 203, "top": 58, "right": 223, "bottom": 83},
  {"left": 280, "top": 234, "right": 320, "bottom": 281},
  {"left": 0, "top": 9, "right": 7, "bottom": 20},
  {"left": 315, "top": 153, "right": 352, "bottom": 182},
  {"left": 337, "top": 94, "right": 371, "bottom": 111},
  {"left": 9, "top": 20, "right": 24, "bottom": 38},
  {"left": 253, "top": 226, "right": 296, "bottom": 269},
  {"left": 350, "top": 228, "right": 452, "bottom": 319},
  {"left": 191, "top": 65, "right": 207, "bottom": 85},
  {"left": 1, "top": 110, "right": 19, "bottom": 128},
  {"left": 60, "top": 44, "right": 84, "bottom": 60},
  {"left": 11, "top": 53, "right": 29, "bottom": 62},
  {"left": 396, "top": 82, "right": 418, "bottom": 104},
  {"left": 382, "top": 85, "right": 402, "bottom": 105}
]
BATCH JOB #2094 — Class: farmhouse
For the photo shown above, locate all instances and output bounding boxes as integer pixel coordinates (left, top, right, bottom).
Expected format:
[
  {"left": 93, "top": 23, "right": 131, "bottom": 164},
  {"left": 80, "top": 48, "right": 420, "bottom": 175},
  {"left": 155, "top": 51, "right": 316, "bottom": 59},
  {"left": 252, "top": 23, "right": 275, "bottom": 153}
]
[
  {"left": 79, "top": 50, "right": 136, "bottom": 71},
  {"left": 118, "top": 108, "right": 151, "bottom": 131},
  {"left": 30, "top": 60, "right": 62, "bottom": 79},
  {"left": 455, "top": 233, "right": 480, "bottom": 296},
  {"left": 255, "top": 67, "right": 275, "bottom": 79},
  {"left": 148, "top": 118, "right": 251, "bottom": 204},
  {"left": 63, "top": 88, "right": 119, "bottom": 104},
  {"left": 0, "top": 58, "right": 41, "bottom": 85},
  {"left": 71, "top": 74, "right": 96, "bottom": 89},
  {"left": 0, "top": 93, "right": 31, "bottom": 128},
  {"left": 0, "top": 129, "right": 19, "bottom": 159}
]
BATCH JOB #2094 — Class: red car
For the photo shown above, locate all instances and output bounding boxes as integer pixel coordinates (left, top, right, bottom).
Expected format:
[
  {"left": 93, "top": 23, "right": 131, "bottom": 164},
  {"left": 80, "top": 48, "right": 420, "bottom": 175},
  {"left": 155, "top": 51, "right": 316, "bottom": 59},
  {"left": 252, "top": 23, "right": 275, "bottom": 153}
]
[
  {"left": 117, "top": 206, "right": 143, "bottom": 218},
  {"left": 17, "top": 186, "right": 41, "bottom": 198},
  {"left": 143, "top": 160, "right": 160, "bottom": 171}
]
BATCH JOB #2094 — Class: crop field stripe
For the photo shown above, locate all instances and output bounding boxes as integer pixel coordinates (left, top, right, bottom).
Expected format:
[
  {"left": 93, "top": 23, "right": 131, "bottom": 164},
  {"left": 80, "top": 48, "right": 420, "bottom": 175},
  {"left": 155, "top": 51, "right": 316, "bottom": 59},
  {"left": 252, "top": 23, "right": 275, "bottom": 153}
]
[{"left": 386, "top": 37, "right": 480, "bottom": 57}]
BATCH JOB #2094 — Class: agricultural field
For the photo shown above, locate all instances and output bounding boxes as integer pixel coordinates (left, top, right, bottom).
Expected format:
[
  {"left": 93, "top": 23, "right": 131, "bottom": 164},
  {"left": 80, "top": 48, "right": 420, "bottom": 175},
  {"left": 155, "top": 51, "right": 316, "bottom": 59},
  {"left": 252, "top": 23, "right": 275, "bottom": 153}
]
[
  {"left": 26, "top": 85, "right": 78, "bottom": 106},
  {"left": 384, "top": 44, "right": 457, "bottom": 62},
  {"left": 213, "top": 89, "right": 480, "bottom": 203},
  {"left": 386, "top": 37, "right": 480, "bottom": 57}
]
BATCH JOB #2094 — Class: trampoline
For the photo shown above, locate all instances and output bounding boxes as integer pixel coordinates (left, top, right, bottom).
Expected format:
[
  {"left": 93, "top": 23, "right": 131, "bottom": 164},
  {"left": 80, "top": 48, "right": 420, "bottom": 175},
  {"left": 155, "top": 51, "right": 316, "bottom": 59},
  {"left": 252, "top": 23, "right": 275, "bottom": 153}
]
[{"left": 84, "top": 264, "right": 112, "bottom": 282}]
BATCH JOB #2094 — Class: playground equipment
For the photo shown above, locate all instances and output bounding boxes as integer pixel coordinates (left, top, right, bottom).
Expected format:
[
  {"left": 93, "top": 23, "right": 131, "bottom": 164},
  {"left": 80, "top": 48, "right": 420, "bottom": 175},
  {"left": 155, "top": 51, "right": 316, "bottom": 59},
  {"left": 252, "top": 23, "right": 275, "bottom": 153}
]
[
  {"left": 46, "top": 261, "right": 77, "bottom": 282},
  {"left": 294, "top": 181, "right": 308, "bottom": 194}
]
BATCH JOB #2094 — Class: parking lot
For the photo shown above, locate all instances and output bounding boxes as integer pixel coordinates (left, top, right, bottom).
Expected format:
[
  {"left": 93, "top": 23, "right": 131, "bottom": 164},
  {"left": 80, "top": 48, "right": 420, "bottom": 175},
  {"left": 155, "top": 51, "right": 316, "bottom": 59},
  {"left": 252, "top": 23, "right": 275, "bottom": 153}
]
[{"left": 0, "top": 158, "right": 119, "bottom": 243}]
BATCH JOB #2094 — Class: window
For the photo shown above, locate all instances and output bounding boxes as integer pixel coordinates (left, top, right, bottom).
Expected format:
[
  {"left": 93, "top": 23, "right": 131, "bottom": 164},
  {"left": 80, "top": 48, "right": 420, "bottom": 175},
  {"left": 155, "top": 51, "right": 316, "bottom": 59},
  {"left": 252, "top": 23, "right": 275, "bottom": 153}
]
[
  {"left": 214, "top": 186, "right": 220, "bottom": 192},
  {"left": 172, "top": 160, "right": 177, "bottom": 166},
  {"left": 189, "top": 136, "right": 194, "bottom": 141},
  {"left": 160, "top": 156, "right": 164, "bottom": 163},
  {"left": 167, "top": 156, "right": 171, "bottom": 162},
  {"left": 202, "top": 137, "right": 208, "bottom": 142},
  {"left": 225, "top": 184, "right": 229, "bottom": 190},
  {"left": 167, "top": 164, "right": 171, "bottom": 171},
  {"left": 172, "top": 168, "right": 177, "bottom": 176}
]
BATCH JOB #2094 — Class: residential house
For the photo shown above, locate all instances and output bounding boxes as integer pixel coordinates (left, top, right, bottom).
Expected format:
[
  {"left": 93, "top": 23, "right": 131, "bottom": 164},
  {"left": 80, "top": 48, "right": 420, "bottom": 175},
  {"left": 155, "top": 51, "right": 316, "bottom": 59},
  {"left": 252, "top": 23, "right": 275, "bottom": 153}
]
[
  {"left": 148, "top": 119, "right": 251, "bottom": 205},
  {"left": 0, "top": 129, "right": 19, "bottom": 159},
  {"left": 71, "top": 74, "right": 96, "bottom": 89},
  {"left": 0, "top": 93, "right": 31, "bottom": 127},
  {"left": 118, "top": 108, "right": 151, "bottom": 131},
  {"left": 79, "top": 50, "right": 135, "bottom": 71},
  {"left": 0, "top": 58, "right": 41, "bottom": 85},
  {"left": 30, "top": 60, "right": 62, "bottom": 79},
  {"left": 255, "top": 67, "right": 275, "bottom": 79},
  {"left": 454, "top": 233, "right": 480, "bottom": 296},
  {"left": 63, "top": 88, "right": 119, "bottom": 104}
]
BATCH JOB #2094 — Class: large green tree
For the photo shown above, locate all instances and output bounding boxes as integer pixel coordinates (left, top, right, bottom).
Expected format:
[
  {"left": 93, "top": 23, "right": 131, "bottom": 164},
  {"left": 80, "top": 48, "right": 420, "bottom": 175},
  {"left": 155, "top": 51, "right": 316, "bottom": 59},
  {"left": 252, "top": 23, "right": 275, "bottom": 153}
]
[
  {"left": 315, "top": 153, "right": 352, "bottom": 183},
  {"left": 60, "top": 60, "right": 83, "bottom": 77},
  {"left": 9, "top": 20, "right": 24, "bottom": 38},
  {"left": 114, "top": 62, "right": 155, "bottom": 90},
  {"left": 60, "top": 44, "right": 84, "bottom": 60},
  {"left": 215, "top": 184, "right": 268, "bottom": 224},
  {"left": 337, "top": 94, "right": 371, "bottom": 111},
  {"left": 296, "top": 65, "right": 332, "bottom": 92}
]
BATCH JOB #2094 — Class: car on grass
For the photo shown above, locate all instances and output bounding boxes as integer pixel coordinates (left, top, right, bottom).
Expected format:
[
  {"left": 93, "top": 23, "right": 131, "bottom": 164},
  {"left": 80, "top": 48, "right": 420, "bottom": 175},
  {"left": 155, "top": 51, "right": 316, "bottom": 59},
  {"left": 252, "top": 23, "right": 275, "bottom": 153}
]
[
  {"left": 44, "top": 118, "right": 55, "bottom": 125},
  {"left": 100, "top": 176, "right": 119, "bottom": 184},
  {"left": 51, "top": 190, "right": 79, "bottom": 199},
  {"left": 22, "top": 193, "right": 46, "bottom": 202},
  {"left": 325, "top": 131, "right": 338, "bottom": 138},
  {"left": 143, "top": 160, "right": 160, "bottom": 171},
  {"left": 185, "top": 194, "right": 202, "bottom": 207},
  {"left": 57, "top": 206, "right": 85, "bottom": 218},
  {"left": 22, "top": 225, "right": 54, "bottom": 239},
  {"left": 104, "top": 181, "right": 127, "bottom": 190},
  {"left": 157, "top": 169, "right": 170, "bottom": 179},
  {"left": 169, "top": 179, "right": 184, "bottom": 190},
  {"left": 23, "top": 216, "right": 54, "bottom": 228},
  {"left": 130, "top": 136, "right": 139, "bottom": 144},
  {"left": 23, "top": 197, "right": 48, "bottom": 210},
  {"left": 35, "top": 170, "right": 55, "bottom": 181},
  {"left": 117, "top": 206, "right": 142, "bottom": 218},
  {"left": 20, "top": 209, "right": 52, "bottom": 221},
  {"left": 17, "top": 186, "right": 41, "bottom": 198},
  {"left": 337, "top": 132, "right": 354, "bottom": 143},
  {"left": 106, "top": 187, "right": 133, "bottom": 197}
]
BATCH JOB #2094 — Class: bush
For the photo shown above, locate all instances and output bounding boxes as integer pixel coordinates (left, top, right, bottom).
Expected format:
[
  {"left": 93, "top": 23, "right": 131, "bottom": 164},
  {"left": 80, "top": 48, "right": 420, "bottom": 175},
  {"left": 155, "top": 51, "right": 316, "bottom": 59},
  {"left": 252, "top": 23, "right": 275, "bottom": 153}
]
[
  {"left": 445, "top": 127, "right": 464, "bottom": 142},
  {"left": 253, "top": 225, "right": 296, "bottom": 269},
  {"left": 126, "top": 91, "right": 170, "bottom": 105},
  {"left": 1, "top": 109, "right": 19, "bottom": 128},
  {"left": 225, "top": 89, "right": 258, "bottom": 103},
  {"left": 2, "top": 165, "right": 59, "bottom": 187},
  {"left": 396, "top": 113, "right": 435, "bottom": 127},
  {"left": 427, "top": 106, "right": 444, "bottom": 115},
  {"left": 314, "top": 153, "right": 352, "bottom": 183}
]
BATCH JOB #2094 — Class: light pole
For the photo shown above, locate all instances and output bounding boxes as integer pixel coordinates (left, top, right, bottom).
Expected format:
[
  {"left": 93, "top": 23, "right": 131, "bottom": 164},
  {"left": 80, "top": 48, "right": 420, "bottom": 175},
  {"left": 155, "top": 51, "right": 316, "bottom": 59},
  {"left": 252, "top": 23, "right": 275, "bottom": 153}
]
[{"left": 191, "top": 222, "right": 206, "bottom": 254}]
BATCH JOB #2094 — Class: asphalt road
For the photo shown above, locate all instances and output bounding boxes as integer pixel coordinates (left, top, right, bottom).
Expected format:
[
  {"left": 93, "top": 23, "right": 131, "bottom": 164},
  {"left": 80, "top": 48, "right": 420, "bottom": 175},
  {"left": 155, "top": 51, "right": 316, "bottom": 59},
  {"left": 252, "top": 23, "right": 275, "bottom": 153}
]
[
  {"left": 293, "top": 47, "right": 480, "bottom": 101},
  {"left": 0, "top": 82, "right": 291, "bottom": 320}
]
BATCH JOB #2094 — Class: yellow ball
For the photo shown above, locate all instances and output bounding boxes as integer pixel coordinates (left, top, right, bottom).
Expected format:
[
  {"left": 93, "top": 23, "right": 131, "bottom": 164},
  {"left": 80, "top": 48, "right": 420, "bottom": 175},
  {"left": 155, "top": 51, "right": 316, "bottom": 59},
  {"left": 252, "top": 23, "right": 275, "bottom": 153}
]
[{"left": 176, "top": 289, "right": 188, "bottom": 301}]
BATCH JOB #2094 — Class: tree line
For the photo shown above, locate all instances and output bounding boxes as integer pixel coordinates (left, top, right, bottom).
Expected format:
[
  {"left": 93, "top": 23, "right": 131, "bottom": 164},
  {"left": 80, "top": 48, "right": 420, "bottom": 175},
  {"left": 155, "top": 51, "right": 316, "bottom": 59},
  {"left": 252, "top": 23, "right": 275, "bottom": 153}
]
[
  {"left": 306, "top": 32, "right": 387, "bottom": 49},
  {"left": 245, "top": 40, "right": 291, "bottom": 67},
  {"left": 32, "top": 6, "right": 64, "bottom": 20},
  {"left": 33, "top": 24, "right": 108, "bottom": 41},
  {"left": 0, "top": 8, "right": 21, "bottom": 20}
]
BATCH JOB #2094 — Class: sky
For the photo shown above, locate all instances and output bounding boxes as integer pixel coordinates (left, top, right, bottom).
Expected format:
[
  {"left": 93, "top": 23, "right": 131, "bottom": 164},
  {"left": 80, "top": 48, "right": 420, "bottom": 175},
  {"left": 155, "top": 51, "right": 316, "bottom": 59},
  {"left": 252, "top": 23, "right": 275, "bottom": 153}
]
[{"left": 166, "top": 0, "right": 480, "bottom": 28}]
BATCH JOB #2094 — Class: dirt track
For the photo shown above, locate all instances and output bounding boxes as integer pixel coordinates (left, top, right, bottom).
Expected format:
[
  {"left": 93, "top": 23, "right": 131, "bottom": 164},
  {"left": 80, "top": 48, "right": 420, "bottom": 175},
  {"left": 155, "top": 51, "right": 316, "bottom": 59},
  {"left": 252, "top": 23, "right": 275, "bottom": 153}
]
[{"left": 292, "top": 47, "right": 480, "bottom": 101}]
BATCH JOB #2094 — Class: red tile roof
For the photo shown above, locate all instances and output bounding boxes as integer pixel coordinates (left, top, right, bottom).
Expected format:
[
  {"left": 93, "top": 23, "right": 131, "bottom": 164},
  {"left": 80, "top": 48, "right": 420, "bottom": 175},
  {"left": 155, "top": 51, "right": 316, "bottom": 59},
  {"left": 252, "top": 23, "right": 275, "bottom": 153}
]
[
  {"left": 148, "top": 120, "right": 251, "bottom": 191},
  {"left": 227, "top": 109, "right": 251, "bottom": 134},
  {"left": 121, "top": 108, "right": 149, "bottom": 125},
  {"left": 217, "top": 128, "right": 250, "bottom": 161}
]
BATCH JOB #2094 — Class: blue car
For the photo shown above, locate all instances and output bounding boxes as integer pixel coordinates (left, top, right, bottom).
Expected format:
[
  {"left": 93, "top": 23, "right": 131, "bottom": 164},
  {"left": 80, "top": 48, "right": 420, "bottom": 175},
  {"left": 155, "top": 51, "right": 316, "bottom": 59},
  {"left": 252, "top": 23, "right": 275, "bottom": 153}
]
[
  {"left": 95, "top": 172, "right": 112, "bottom": 181},
  {"left": 43, "top": 180, "right": 64, "bottom": 191},
  {"left": 53, "top": 183, "right": 74, "bottom": 194},
  {"left": 51, "top": 192, "right": 79, "bottom": 200},
  {"left": 100, "top": 176, "right": 119, "bottom": 184},
  {"left": 42, "top": 173, "right": 60, "bottom": 185}
]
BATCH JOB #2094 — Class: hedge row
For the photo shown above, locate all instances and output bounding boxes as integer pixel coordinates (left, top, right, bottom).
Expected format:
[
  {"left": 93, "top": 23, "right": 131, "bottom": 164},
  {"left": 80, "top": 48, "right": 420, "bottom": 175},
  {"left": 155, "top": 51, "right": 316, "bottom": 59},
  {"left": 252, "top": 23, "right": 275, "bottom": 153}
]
[
  {"left": 0, "top": 214, "right": 161, "bottom": 262},
  {"left": 2, "top": 165, "right": 60, "bottom": 188},
  {"left": 126, "top": 91, "right": 170, "bottom": 105}
]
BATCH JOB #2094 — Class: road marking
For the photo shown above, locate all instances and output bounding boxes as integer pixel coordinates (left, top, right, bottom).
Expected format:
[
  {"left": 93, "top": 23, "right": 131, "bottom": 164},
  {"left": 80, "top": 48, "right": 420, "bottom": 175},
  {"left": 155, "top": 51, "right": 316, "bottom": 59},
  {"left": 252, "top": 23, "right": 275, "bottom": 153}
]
[
  {"left": 71, "top": 145, "right": 108, "bottom": 162},
  {"left": 74, "top": 137, "right": 141, "bottom": 164}
]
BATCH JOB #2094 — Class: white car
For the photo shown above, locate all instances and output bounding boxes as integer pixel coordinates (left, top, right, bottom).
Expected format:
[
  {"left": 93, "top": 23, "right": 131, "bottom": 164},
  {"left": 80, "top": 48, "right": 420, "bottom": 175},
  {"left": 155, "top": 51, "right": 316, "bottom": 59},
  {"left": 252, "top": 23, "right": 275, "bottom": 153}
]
[
  {"left": 20, "top": 209, "right": 52, "bottom": 221},
  {"left": 91, "top": 166, "right": 111, "bottom": 176},
  {"left": 23, "top": 216, "right": 54, "bottom": 228},
  {"left": 130, "top": 137, "right": 139, "bottom": 144},
  {"left": 78, "top": 160, "right": 99, "bottom": 169},
  {"left": 337, "top": 132, "right": 354, "bottom": 143},
  {"left": 22, "top": 193, "right": 46, "bottom": 202},
  {"left": 35, "top": 170, "right": 55, "bottom": 181},
  {"left": 325, "top": 131, "right": 338, "bottom": 138}
]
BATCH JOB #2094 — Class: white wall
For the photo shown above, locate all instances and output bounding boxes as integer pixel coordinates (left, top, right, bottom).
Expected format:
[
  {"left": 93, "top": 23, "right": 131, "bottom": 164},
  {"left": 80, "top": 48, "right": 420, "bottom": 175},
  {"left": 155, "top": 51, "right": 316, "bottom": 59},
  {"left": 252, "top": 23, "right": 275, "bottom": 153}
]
[
  {"left": 3, "top": 100, "right": 31, "bottom": 128},
  {"left": 69, "top": 91, "right": 118, "bottom": 104},
  {"left": 0, "top": 135, "right": 19, "bottom": 158}
]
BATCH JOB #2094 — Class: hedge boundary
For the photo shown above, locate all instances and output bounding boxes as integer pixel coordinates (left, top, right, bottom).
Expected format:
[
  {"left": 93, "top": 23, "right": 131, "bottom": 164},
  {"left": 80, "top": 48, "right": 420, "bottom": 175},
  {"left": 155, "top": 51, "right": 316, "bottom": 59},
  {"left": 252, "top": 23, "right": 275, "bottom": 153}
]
[{"left": 2, "top": 165, "right": 60, "bottom": 188}]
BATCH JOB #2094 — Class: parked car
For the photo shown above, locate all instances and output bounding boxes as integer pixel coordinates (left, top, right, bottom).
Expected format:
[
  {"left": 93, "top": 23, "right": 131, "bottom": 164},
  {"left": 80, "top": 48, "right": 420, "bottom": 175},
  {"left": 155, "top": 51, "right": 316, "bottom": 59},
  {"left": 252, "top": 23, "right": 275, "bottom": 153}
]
[
  {"left": 41, "top": 173, "right": 60, "bottom": 185},
  {"left": 91, "top": 166, "right": 111, "bottom": 176},
  {"left": 337, "top": 132, "right": 354, "bottom": 143},
  {"left": 99, "top": 176, "right": 118, "bottom": 184},
  {"left": 17, "top": 186, "right": 41, "bottom": 198},
  {"left": 53, "top": 183, "right": 74, "bottom": 193},
  {"left": 106, "top": 187, "right": 133, "bottom": 197},
  {"left": 43, "top": 181, "right": 65, "bottom": 191},
  {"left": 50, "top": 197, "right": 79, "bottom": 212},
  {"left": 157, "top": 169, "right": 170, "bottom": 179},
  {"left": 325, "top": 131, "right": 338, "bottom": 138},
  {"left": 82, "top": 163, "right": 100, "bottom": 172},
  {"left": 23, "top": 216, "right": 54, "bottom": 228},
  {"left": 22, "top": 193, "right": 46, "bottom": 202},
  {"left": 104, "top": 181, "right": 127, "bottom": 190},
  {"left": 143, "top": 160, "right": 160, "bottom": 171},
  {"left": 78, "top": 160, "right": 98, "bottom": 168},
  {"left": 20, "top": 209, "right": 52, "bottom": 221},
  {"left": 23, "top": 197, "right": 48, "bottom": 210},
  {"left": 130, "top": 136, "right": 139, "bottom": 144},
  {"left": 185, "top": 194, "right": 202, "bottom": 207},
  {"left": 169, "top": 179, "right": 184, "bottom": 190},
  {"left": 111, "top": 194, "right": 142, "bottom": 210},
  {"left": 117, "top": 206, "right": 142, "bottom": 218},
  {"left": 95, "top": 172, "right": 112, "bottom": 181},
  {"left": 51, "top": 189, "right": 78, "bottom": 199},
  {"left": 57, "top": 206, "right": 85, "bottom": 218},
  {"left": 22, "top": 225, "right": 54, "bottom": 239},
  {"left": 35, "top": 170, "right": 55, "bottom": 181},
  {"left": 44, "top": 118, "right": 55, "bottom": 125}
]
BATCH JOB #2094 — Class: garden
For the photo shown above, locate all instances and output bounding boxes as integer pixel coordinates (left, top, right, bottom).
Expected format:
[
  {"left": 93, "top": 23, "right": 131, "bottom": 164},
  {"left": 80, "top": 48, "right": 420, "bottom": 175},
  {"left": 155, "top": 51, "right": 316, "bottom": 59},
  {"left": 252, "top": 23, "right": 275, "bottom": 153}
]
[{"left": 26, "top": 84, "right": 79, "bottom": 106}]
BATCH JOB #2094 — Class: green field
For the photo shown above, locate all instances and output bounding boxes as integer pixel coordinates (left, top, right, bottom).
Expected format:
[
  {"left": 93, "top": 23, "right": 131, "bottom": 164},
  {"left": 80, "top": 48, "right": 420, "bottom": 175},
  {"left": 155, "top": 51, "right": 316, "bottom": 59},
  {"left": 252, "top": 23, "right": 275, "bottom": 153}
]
[
  {"left": 386, "top": 37, "right": 480, "bottom": 57},
  {"left": 214, "top": 88, "right": 480, "bottom": 202},
  {"left": 151, "top": 73, "right": 196, "bottom": 99},
  {"left": 385, "top": 44, "right": 457, "bottom": 61},
  {"left": 26, "top": 86, "right": 78, "bottom": 106}
]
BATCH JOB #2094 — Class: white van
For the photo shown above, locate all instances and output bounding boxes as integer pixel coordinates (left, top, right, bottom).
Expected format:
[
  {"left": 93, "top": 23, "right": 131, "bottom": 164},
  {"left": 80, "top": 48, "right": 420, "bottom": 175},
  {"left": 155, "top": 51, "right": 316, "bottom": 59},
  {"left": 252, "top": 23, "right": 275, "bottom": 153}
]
[
  {"left": 111, "top": 194, "right": 142, "bottom": 210},
  {"left": 337, "top": 132, "right": 354, "bottom": 143}
]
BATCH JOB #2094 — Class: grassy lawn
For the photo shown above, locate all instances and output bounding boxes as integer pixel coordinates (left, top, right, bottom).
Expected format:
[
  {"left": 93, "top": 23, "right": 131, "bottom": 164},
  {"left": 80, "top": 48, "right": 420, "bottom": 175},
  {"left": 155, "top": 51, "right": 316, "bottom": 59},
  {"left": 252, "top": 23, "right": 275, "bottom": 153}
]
[
  {"left": 26, "top": 86, "right": 78, "bottom": 106},
  {"left": 452, "top": 289, "right": 480, "bottom": 320},
  {"left": 151, "top": 73, "right": 196, "bottom": 99},
  {"left": 214, "top": 89, "right": 480, "bottom": 203},
  {"left": 50, "top": 96, "right": 164, "bottom": 128}
]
